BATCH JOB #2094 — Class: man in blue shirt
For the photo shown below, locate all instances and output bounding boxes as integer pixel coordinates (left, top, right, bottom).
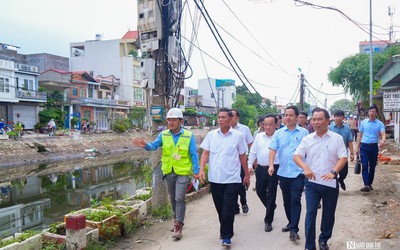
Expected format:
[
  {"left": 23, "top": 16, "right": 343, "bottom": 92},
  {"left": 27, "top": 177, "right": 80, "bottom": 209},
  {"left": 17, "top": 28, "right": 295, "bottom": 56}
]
[
  {"left": 133, "top": 108, "right": 199, "bottom": 239},
  {"left": 356, "top": 105, "right": 386, "bottom": 192},
  {"left": 329, "top": 110, "right": 355, "bottom": 190},
  {"left": 269, "top": 105, "right": 309, "bottom": 241}
]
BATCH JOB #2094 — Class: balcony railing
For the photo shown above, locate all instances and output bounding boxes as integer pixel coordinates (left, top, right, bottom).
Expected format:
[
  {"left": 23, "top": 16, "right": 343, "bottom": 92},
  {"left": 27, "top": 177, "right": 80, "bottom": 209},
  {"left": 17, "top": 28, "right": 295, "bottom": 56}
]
[{"left": 16, "top": 90, "right": 47, "bottom": 101}]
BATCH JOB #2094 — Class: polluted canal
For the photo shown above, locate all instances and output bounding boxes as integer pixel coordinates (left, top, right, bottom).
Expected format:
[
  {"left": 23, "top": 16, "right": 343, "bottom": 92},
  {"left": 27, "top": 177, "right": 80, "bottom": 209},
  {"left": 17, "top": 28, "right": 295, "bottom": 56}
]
[{"left": 0, "top": 154, "right": 152, "bottom": 238}]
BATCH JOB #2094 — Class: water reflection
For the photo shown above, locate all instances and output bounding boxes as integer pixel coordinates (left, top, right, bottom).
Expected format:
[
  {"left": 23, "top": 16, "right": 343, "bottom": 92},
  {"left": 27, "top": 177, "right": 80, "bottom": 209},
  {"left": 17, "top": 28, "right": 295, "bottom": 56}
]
[{"left": 0, "top": 159, "right": 150, "bottom": 238}]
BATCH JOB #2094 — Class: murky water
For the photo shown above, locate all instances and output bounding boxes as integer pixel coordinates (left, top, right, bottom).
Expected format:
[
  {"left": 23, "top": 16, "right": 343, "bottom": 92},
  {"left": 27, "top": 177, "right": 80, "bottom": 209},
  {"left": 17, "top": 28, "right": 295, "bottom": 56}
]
[{"left": 0, "top": 158, "right": 151, "bottom": 238}]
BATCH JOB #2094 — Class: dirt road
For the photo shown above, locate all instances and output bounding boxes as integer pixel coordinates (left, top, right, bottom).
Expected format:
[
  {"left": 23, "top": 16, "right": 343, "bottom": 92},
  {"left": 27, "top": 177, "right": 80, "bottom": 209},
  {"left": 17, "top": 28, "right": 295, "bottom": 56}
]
[{"left": 112, "top": 160, "right": 399, "bottom": 250}]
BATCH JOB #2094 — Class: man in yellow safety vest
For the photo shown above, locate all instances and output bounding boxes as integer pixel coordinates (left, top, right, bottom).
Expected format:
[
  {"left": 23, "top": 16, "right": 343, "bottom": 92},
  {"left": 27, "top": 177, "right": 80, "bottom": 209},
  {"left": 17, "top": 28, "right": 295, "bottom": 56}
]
[{"left": 133, "top": 107, "right": 199, "bottom": 240}]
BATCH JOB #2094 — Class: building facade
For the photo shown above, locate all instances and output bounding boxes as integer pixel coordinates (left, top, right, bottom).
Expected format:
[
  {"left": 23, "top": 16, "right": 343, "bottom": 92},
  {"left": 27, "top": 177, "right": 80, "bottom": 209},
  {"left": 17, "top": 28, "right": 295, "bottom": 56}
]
[{"left": 69, "top": 31, "right": 144, "bottom": 110}]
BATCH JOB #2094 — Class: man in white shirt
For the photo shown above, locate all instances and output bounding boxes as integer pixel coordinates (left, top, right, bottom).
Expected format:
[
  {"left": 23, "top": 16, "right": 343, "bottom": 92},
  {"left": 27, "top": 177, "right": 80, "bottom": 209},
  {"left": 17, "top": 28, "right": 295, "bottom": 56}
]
[
  {"left": 248, "top": 114, "right": 279, "bottom": 232},
  {"left": 231, "top": 109, "right": 253, "bottom": 214},
  {"left": 294, "top": 107, "right": 347, "bottom": 250},
  {"left": 200, "top": 108, "right": 250, "bottom": 247}
]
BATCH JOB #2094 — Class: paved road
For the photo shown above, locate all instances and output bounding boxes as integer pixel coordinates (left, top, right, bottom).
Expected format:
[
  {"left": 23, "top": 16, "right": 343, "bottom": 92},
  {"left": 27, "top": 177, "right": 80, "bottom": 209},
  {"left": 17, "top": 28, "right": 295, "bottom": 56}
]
[{"left": 113, "top": 181, "right": 317, "bottom": 250}]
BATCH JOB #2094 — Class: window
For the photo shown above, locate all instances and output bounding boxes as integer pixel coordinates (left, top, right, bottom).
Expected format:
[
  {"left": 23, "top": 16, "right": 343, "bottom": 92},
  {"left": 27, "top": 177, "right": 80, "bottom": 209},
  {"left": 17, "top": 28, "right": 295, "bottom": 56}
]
[
  {"left": 98, "top": 91, "right": 103, "bottom": 99},
  {"left": 83, "top": 110, "right": 91, "bottom": 120},
  {"left": 72, "top": 88, "right": 77, "bottom": 96},
  {"left": 80, "top": 88, "right": 86, "bottom": 98},
  {"left": 29, "top": 79, "right": 33, "bottom": 91},
  {"left": 133, "top": 87, "right": 144, "bottom": 101},
  {"left": 0, "top": 77, "right": 10, "bottom": 93},
  {"left": 133, "top": 66, "right": 141, "bottom": 80},
  {"left": 23, "top": 79, "right": 29, "bottom": 90}
]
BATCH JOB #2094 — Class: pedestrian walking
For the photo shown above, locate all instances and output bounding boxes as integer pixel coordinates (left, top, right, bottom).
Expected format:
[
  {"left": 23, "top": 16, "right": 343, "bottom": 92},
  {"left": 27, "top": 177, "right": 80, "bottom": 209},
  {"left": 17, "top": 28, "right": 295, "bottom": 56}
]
[
  {"left": 199, "top": 108, "right": 250, "bottom": 247},
  {"left": 230, "top": 109, "right": 253, "bottom": 214},
  {"left": 132, "top": 107, "right": 199, "bottom": 239},
  {"left": 298, "top": 111, "right": 308, "bottom": 128},
  {"left": 276, "top": 114, "right": 284, "bottom": 129},
  {"left": 269, "top": 105, "right": 309, "bottom": 240},
  {"left": 253, "top": 116, "right": 265, "bottom": 139},
  {"left": 329, "top": 110, "right": 355, "bottom": 191},
  {"left": 348, "top": 115, "right": 358, "bottom": 141},
  {"left": 307, "top": 118, "right": 315, "bottom": 133},
  {"left": 248, "top": 114, "right": 279, "bottom": 232},
  {"left": 294, "top": 107, "right": 348, "bottom": 250},
  {"left": 356, "top": 105, "right": 386, "bottom": 192}
]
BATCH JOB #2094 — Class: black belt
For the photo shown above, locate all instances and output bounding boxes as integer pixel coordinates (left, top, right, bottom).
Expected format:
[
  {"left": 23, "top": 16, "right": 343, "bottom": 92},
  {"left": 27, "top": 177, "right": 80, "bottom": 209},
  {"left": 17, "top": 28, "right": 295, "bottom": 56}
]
[{"left": 257, "top": 164, "right": 279, "bottom": 168}]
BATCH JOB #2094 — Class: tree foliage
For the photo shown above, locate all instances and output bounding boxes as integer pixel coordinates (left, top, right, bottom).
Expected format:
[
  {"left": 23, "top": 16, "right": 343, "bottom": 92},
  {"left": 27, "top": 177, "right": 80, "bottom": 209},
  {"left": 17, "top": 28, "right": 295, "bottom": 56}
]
[
  {"left": 328, "top": 45, "right": 400, "bottom": 105},
  {"left": 38, "top": 109, "right": 65, "bottom": 129},
  {"left": 232, "top": 86, "right": 278, "bottom": 131},
  {"left": 329, "top": 99, "right": 354, "bottom": 114},
  {"left": 128, "top": 107, "right": 146, "bottom": 128},
  {"left": 294, "top": 102, "right": 311, "bottom": 113}
]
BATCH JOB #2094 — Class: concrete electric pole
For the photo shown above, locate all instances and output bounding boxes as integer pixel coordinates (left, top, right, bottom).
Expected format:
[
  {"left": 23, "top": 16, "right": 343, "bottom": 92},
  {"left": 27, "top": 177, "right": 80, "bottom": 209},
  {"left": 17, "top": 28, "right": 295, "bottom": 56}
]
[
  {"left": 138, "top": 0, "right": 183, "bottom": 209},
  {"left": 299, "top": 73, "right": 305, "bottom": 111}
]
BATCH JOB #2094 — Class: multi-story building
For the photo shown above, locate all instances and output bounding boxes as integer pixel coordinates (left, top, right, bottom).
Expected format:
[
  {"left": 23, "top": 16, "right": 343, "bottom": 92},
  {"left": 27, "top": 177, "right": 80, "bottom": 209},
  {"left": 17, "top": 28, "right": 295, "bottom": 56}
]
[
  {"left": 359, "top": 40, "right": 392, "bottom": 54},
  {"left": 0, "top": 43, "right": 69, "bottom": 129},
  {"left": 69, "top": 31, "right": 144, "bottom": 111},
  {"left": 0, "top": 57, "right": 46, "bottom": 129},
  {"left": 196, "top": 78, "right": 236, "bottom": 109}
]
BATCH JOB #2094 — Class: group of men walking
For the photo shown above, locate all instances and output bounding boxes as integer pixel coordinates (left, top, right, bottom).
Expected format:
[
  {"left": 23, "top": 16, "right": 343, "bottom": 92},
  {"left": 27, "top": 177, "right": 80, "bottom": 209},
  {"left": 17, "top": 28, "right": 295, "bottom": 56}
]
[{"left": 133, "top": 104, "right": 386, "bottom": 250}]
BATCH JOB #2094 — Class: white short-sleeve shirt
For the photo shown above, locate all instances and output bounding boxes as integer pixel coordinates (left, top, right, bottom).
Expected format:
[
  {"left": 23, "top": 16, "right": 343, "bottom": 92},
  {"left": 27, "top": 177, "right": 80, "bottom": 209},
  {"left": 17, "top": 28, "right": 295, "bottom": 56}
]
[
  {"left": 233, "top": 123, "right": 254, "bottom": 146},
  {"left": 295, "top": 130, "right": 348, "bottom": 187},
  {"left": 200, "top": 127, "right": 247, "bottom": 184},
  {"left": 248, "top": 133, "right": 279, "bottom": 168}
]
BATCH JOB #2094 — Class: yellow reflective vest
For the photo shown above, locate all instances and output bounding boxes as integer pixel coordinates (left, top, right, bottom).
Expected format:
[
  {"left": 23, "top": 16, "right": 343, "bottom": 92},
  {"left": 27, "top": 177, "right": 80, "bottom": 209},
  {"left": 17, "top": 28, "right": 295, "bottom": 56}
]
[{"left": 161, "top": 129, "right": 193, "bottom": 175}]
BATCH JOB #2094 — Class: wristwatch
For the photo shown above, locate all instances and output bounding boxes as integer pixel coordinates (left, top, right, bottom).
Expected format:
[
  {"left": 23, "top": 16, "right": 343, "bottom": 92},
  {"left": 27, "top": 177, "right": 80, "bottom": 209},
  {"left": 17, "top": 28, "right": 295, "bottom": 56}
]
[{"left": 330, "top": 169, "right": 338, "bottom": 176}]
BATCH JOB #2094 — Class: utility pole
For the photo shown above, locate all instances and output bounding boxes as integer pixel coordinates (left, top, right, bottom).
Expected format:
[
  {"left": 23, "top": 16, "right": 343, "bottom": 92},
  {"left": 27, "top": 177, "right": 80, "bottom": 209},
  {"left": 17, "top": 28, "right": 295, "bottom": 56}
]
[
  {"left": 369, "top": 0, "right": 373, "bottom": 106},
  {"left": 299, "top": 73, "right": 305, "bottom": 111}
]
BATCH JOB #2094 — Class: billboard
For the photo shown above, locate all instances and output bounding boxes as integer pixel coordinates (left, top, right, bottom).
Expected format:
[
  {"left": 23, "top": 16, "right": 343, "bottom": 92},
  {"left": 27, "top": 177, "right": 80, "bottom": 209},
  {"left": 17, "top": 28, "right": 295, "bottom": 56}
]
[{"left": 383, "top": 90, "right": 400, "bottom": 112}]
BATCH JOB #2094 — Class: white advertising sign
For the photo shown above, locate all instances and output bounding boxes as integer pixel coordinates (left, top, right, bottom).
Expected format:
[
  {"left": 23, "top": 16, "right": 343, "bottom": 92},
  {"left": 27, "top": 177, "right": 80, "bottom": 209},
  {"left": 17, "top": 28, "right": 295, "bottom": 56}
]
[{"left": 383, "top": 90, "right": 400, "bottom": 112}]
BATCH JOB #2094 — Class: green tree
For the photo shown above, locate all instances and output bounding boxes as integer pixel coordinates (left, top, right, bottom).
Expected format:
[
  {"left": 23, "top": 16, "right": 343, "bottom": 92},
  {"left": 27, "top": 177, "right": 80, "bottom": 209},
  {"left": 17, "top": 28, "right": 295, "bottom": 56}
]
[
  {"left": 329, "top": 99, "right": 354, "bottom": 114},
  {"left": 328, "top": 45, "right": 400, "bottom": 106},
  {"left": 38, "top": 109, "right": 65, "bottom": 129},
  {"left": 128, "top": 107, "right": 146, "bottom": 128},
  {"left": 294, "top": 102, "right": 311, "bottom": 113},
  {"left": 231, "top": 95, "right": 258, "bottom": 131},
  {"left": 236, "top": 86, "right": 278, "bottom": 120},
  {"left": 183, "top": 107, "right": 197, "bottom": 116}
]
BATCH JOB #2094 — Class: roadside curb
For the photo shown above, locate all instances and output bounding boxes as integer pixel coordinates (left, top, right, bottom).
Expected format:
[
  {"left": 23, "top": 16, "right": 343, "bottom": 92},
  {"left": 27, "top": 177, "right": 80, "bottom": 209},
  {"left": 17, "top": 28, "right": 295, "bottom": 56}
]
[{"left": 185, "top": 185, "right": 211, "bottom": 203}]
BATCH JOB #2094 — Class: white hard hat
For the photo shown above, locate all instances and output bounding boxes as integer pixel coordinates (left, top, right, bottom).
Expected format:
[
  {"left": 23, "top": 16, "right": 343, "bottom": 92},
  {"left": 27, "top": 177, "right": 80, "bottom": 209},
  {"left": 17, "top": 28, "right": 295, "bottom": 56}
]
[{"left": 166, "top": 108, "right": 183, "bottom": 119}]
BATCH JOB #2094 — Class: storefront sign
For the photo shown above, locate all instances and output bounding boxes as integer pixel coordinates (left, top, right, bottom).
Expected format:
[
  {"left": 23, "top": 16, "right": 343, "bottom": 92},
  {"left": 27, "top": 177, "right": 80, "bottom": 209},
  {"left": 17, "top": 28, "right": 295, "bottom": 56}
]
[{"left": 383, "top": 90, "right": 400, "bottom": 112}]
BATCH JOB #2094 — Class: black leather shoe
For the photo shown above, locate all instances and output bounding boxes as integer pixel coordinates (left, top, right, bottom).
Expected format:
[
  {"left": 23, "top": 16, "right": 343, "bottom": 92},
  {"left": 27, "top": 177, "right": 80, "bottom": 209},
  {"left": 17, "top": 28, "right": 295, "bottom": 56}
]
[
  {"left": 369, "top": 185, "right": 373, "bottom": 190},
  {"left": 360, "top": 186, "right": 370, "bottom": 192},
  {"left": 242, "top": 204, "right": 249, "bottom": 214},
  {"left": 282, "top": 225, "right": 290, "bottom": 232},
  {"left": 289, "top": 231, "right": 300, "bottom": 240},
  {"left": 265, "top": 223, "right": 273, "bottom": 232},
  {"left": 339, "top": 181, "right": 346, "bottom": 191},
  {"left": 319, "top": 241, "right": 329, "bottom": 250}
]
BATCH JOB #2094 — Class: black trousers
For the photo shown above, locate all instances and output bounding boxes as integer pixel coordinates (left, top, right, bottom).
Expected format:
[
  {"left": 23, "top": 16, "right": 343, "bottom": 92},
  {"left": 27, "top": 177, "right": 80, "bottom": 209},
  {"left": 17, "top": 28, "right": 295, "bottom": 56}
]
[
  {"left": 255, "top": 164, "right": 279, "bottom": 224},
  {"left": 338, "top": 162, "right": 348, "bottom": 184},
  {"left": 236, "top": 167, "right": 247, "bottom": 209},
  {"left": 210, "top": 182, "right": 238, "bottom": 239}
]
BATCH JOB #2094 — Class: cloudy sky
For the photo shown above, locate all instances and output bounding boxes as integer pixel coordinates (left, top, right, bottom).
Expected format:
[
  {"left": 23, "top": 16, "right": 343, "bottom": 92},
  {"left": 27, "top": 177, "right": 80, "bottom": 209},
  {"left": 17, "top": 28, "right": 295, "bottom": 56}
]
[{"left": 1, "top": 0, "right": 397, "bottom": 107}]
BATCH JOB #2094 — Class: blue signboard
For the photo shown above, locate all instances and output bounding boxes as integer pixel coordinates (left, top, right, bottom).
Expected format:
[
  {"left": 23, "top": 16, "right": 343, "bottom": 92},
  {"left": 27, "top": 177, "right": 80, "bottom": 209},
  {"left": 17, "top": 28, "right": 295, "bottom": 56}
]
[{"left": 216, "top": 79, "right": 235, "bottom": 88}]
